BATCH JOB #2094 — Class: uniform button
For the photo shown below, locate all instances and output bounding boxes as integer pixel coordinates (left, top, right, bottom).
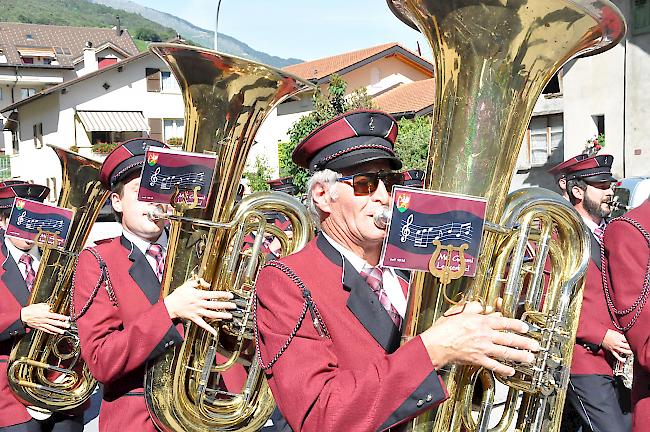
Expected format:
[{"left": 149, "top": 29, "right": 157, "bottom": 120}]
[
  {"left": 168, "top": 340, "right": 174, "bottom": 346},
  {"left": 426, "top": 394, "right": 432, "bottom": 402},
  {"left": 416, "top": 399, "right": 424, "bottom": 407}
]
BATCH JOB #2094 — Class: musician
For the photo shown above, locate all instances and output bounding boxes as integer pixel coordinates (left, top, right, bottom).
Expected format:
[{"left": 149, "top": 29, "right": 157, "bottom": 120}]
[
  {"left": 0, "top": 181, "right": 83, "bottom": 432},
  {"left": 255, "top": 110, "right": 540, "bottom": 432},
  {"left": 548, "top": 153, "right": 588, "bottom": 199},
  {"left": 562, "top": 154, "right": 632, "bottom": 432},
  {"left": 72, "top": 138, "right": 236, "bottom": 432},
  {"left": 602, "top": 198, "right": 650, "bottom": 432},
  {"left": 402, "top": 169, "right": 425, "bottom": 188}
]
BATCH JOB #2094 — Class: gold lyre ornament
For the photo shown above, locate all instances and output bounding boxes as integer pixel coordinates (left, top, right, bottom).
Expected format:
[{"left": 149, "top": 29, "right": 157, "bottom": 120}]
[
  {"left": 143, "top": 44, "right": 315, "bottom": 432},
  {"left": 386, "top": 1, "right": 625, "bottom": 431},
  {"left": 428, "top": 241, "right": 468, "bottom": 286}
]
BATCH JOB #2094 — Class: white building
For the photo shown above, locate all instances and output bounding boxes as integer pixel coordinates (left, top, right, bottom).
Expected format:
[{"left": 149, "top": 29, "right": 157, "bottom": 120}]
[
  {"left": 0, "top": 22, "right": 139, "bottom": 177},
  {"left": 1, "top": 51, "right": 184, "bottom": 201}
]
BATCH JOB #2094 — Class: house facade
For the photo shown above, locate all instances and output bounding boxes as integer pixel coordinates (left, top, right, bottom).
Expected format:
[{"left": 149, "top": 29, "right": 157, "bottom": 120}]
[
  {"left": 249, "top": 43, "right": 434, "bottom": 177},
  {"left": 0, "top": 22, "right": 139, "bottom": 178},
  {"left": 1, "top": 51, "right": 184, "bottom": 201}
]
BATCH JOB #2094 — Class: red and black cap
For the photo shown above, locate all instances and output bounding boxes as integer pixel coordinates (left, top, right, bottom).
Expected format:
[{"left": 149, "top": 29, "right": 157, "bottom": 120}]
[
  {"left": 548, "top": 154, "right": 588, "bottom": 178},
  {"left": 0, "top": 181, "right": 49, "bottom": 209},
  {"left": 100, "top": 138, "right": 168, "bottom": 189},
  {"left": 403, "top": 169, "right": 425, "bottom": 188},
  {"left": 292, "top": 110, "right": 402, "bottom": 173},
  {"left": 267, "top": 176, "right": 297, "bottom": 196},
  {"left": 565, "top": 154, "right": 616, "bottom": 183}
]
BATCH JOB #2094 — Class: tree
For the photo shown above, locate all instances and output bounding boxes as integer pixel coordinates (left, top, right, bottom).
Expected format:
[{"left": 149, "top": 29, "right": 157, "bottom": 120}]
[
  {"left": 243, "top": 156, "right": 272, "bottom": 192},
  {"left": 279, "top": 74, "right": 376, "bottom": 192},
  {"left": 394, "top": 116, "right": 432, "bottom": 171},
  {"left": 134, "top": 27, "right": 162, "bottom": 42}
]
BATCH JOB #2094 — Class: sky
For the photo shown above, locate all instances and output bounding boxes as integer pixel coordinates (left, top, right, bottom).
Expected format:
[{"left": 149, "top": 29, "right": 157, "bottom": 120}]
[{"left": 133, "top": 0, "right": 432, "bottom": 62}]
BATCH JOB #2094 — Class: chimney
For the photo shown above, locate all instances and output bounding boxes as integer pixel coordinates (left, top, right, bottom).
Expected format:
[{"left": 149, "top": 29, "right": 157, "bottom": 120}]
[
  {"left": 81, "top": 41, "right": 98, "bottom": 75},
  {"left": 116, "top": 16, "right": 122, "bottom": 36}
]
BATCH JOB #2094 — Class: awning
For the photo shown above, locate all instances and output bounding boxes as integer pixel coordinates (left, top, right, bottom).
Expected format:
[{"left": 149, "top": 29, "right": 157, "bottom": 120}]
[
  {"left": 77, "top": 111, "right": 149, "bottom": 132},
  {"left": 17, "top": 48, "right": 56, "bottom": 57}
]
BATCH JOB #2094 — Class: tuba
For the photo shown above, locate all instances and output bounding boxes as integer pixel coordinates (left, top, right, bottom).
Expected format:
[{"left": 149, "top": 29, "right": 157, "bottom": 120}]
[
  {"left": 143, "top": 44, "right": 315, "bottom": 431},
  {"left": 8, "top": 146, "right": 107, "bottom": 411},
  {"left": 386, "top": 1, "right": 625, "bottom": 431}
]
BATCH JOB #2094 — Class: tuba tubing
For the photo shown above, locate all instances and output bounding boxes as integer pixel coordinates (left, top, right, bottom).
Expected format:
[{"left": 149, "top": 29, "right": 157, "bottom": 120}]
[
  {"left": 386, "top": 1, "right": 625, "bottom": 431},
  {"left": 143, "top": 43, "right": 315, "bottom": 432},
  {"left": 8, "top": 146, "right": 107, "bottom": 411}
]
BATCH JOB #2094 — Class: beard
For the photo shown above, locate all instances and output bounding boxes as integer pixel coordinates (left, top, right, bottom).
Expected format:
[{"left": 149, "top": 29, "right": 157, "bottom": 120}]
[{"left": 583, "top": 193, "right": 611, "bottom": 219}]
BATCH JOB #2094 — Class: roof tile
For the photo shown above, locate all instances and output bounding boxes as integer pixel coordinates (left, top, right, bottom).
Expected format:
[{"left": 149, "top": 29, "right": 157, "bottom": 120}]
[{"left": 373, "top": 78, "right": 436, "bottom": 115}]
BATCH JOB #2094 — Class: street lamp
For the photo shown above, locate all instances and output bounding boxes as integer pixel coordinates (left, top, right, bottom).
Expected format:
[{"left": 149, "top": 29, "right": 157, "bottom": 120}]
[{"left": 215, "top": 0, "right": 223, "bottom": 51}]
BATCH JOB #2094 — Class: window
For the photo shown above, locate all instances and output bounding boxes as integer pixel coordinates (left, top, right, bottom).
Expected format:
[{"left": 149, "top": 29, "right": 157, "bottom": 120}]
[
  {"left": 519, "top": 114, "right": 564, "bottom": 168},
  {"left": 542, "top": 71, "right": 562, "bottom": 96},
  {"left": 633, "top": 0, "right": 650, "bottom": 35},
  {"left": 163, "top": 119, "right": 184, "bottom": 143},
  {"left": 146, "top": 68, "right": 161, "bottom": 92},
  {"left": 0, "top": 88, "right": 3, "bottom": 101},
  {"left": 593, "top": 114, "right": 605, "bottom": 136},
  {"left": 22, "top": 57, "right": 34, "bottom": 64},
  {"left": 33, "top": 123, "right": 43, "bottom": 149},
  {"left": 20, "top": 88, "right": 36, "bottom": 100},
  {"left": 148, "top": 118, "right": 163, "bottom": 141},
  {"left": 46, "top": 177, "right": 57, "bottom": 203},
  {"left": 161, "top": 71, "right": 180, "bottom": 93},
  {"left": 54, "top": 47, "right": 63, "bottom": 55}
]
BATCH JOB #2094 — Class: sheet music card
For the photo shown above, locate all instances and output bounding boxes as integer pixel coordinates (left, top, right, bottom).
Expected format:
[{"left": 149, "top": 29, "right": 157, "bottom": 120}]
[
  {"left": 380, "top": 187, "right": 487, "bottom": 277},
  {"left": 5, "top": 198, "right": 74, "bottom": 250},
  {"left": 138, "top": 147, "right": 217, "bottom": 208}
]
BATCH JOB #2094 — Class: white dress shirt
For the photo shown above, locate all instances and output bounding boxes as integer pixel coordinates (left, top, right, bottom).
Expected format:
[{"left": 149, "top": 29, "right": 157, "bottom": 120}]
[
  {"left": 321, "top": 232, "right": 407, "bottom": 317},
  {"left": 4, "top": 237, "right": 40, "bottom": 281},
  {"left": 122, "top": 229, "right": 169, "bottom": 275}
]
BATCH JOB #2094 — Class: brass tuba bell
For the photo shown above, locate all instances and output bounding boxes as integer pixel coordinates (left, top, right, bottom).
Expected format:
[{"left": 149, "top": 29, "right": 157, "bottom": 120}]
[
  {"left": 8, "top": 146, "right": 107, "bottom": 412},
  {"left": 143, "top": 43, "right": 315, "bottom": 431},
  {"left": 386, "top": 1, "right": 626, "bottom": 431}
]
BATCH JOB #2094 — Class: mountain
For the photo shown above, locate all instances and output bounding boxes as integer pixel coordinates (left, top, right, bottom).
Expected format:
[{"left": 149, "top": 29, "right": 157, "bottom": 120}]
[{"left": 87, "top": 0, "right": 303, "bottom": 68}]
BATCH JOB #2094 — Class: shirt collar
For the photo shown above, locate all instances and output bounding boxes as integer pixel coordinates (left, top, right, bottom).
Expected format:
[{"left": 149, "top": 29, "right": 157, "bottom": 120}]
[
  {"left": 581, "top": 215, "right": 605, "bottom": 235},
  {"left": 122, "top": 229, "right": 168, "bottom": 256},
  {"left": 320, "top": 231, "right": 372, "bottom": 273}
]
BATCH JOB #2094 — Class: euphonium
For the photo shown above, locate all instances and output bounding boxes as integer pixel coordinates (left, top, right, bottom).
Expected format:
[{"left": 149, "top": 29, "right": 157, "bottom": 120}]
[
  {"left": 143, "top": 43, "right": 315, "bottom": 432},
  {"left": 387, "top": 1, "right": 626, "bottom": 431},
  {"left": 8, "top": 146, "right": 107, "bottom": 411}
]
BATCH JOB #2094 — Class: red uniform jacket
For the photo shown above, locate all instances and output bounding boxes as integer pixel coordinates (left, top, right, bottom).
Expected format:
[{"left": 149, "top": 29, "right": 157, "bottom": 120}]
[
  {"left": 570, "top": 231, "right": 618, "bottom": 375},
  {"left": 72, "top": 236, "right": 182, "bottom": 432},
  {"left": 0, "top": 231, "right": 33, "bottom": 427},
  {"left": 602, "top": 200, "right": 650, "bottom": 431},
  {"left": 256, "top": 234, "right": 448, "bottom": 432}
]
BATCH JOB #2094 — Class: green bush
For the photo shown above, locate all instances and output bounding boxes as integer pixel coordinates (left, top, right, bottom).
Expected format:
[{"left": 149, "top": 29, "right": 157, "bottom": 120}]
[{"left": 92, "top": 142, "right": 118, "bottom": 154}]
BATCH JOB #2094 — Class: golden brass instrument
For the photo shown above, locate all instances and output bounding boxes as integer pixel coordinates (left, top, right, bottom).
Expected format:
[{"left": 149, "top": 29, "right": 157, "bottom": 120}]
[
  {"left": 8, "top": 146, "right": 107, "bottom": 411},
  {"left": 614, "top": 354, "right": 633, "bottom": 389},
  {"left": 144, "top": 43, "right": 315, "bottom": 432},
  {"left": 386, "top": 1, "right": 626, "bottom": 431}
]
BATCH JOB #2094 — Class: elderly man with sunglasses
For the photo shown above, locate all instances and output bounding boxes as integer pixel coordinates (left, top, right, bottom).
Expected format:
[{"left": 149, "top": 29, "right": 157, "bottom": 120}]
[{"left": 254, "top": 109, "right": 540, "bottom": 432}]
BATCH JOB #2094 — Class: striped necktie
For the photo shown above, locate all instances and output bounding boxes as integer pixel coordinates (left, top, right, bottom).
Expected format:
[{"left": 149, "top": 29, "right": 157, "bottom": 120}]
[
  {"left": 19, "top": 253, "right": 36, "bottom": 291},
  {"left": 146, "top": 243, "right": 165, "bottom": 281},
  {"left": 360, "top": 265, "right": 402, "bottom": 328}
]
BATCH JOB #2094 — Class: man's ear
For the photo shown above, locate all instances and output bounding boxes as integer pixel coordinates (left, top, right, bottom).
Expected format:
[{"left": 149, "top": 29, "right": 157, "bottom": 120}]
[
  {"left": 558, "top": 177, "right": 566, "bottom": 192},
  {"left": 311, "top": 182, "right": 332, "bottom": 215},
  {"left": 571, "top": 185, "right": 585, "bottom": 201},
  {"left": 110, "top": 191, "right": 123, "bottom": 214}
]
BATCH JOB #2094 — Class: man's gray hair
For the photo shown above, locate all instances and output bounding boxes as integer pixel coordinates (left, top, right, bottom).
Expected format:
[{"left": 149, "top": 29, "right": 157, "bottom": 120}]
[{"left": 306, "top": 169, "right": 340, "bottom": 228}]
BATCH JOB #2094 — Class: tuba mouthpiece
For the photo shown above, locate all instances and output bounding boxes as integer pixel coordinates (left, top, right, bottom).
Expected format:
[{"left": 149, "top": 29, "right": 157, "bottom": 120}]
[
  {"left": 147, "top": 206, "right": 167, "bottom": 221},
  {"left": 374, "top": 206, "right": 391, "bottom": 230}
]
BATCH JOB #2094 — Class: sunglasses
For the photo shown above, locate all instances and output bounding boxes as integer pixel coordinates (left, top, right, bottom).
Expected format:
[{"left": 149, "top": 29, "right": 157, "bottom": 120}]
[{"left": 337, "top": 171, "right": 405, "bottom": 196}]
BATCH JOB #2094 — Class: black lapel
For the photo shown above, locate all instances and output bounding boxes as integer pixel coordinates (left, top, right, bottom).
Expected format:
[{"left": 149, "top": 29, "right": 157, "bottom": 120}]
[
  {"left": 316, "top": 234, "right": 401, "bottom": 353},
  {"left": 0, "top": 234, "right": 30, "bottom": 307},
  {"left": 121, "top": 235, "right": 161, "bottom": 304},
  {"left": 589, "top": 231, "right": 602, "bottom": 271}
]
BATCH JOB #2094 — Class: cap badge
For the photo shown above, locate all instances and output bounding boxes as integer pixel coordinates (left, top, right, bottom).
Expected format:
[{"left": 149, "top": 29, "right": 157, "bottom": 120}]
[{"left": 369, "top": 116, "right": 375, "bottom": 131}]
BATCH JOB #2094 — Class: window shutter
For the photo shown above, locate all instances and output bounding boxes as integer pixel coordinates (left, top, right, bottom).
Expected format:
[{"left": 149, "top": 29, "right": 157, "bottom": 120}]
[
  {"left": 146, "top": 68, "right": 161, "bottom": 92},
  {"left": 633, "top": 0, "right": 650, "bottom": 35},
  {"left": 148, "top": 118, "right": 163, "bottom": 141}
]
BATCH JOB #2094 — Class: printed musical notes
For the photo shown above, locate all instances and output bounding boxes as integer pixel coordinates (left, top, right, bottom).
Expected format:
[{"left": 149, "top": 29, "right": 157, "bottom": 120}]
[
  {"left": 148, "top": 166, "right": 206, "bottom": 190},
  {"left": 400, "top": 219, "right": 473, "bottom": 247},
  {"left": 17, "top": 211, "right": 64, "bottom": 231}
]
